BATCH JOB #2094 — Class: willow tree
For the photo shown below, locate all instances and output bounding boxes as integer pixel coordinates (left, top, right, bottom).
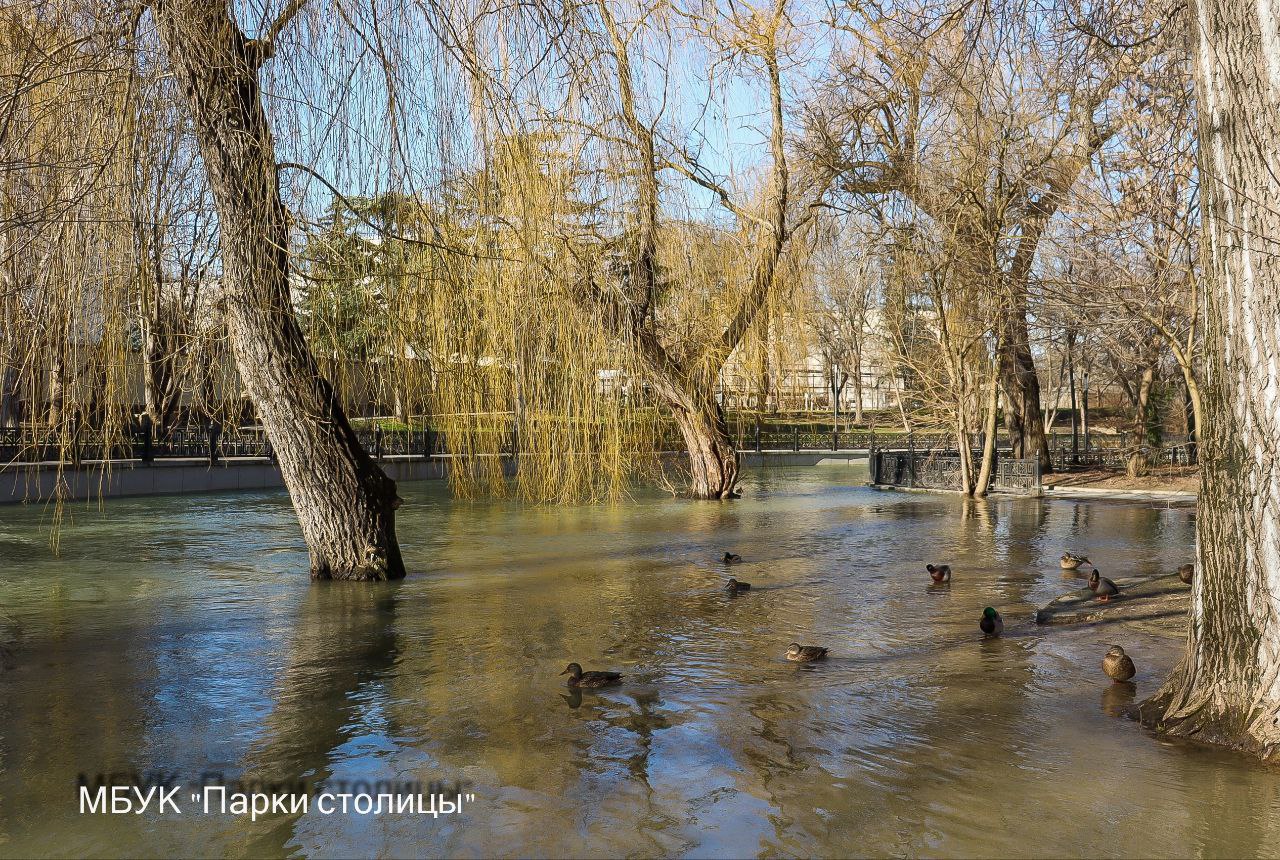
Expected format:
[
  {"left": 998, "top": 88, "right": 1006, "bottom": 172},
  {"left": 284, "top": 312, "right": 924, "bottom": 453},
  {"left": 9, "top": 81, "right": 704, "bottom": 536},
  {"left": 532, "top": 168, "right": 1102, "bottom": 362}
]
[
  {"left": 568, "top": 0, "right": 830, "bottom": 498},
  {"left": 437, "top": 0, "right": 830, "bottom": 499},
  {"left": 0, "top": 6, "right": 136, "bottom": 461},
  {"left": 1136, "top": 0, "right": 1280, "bottom": 759},
  {"left": 150, "top": 1, "right": 403, "bottom": 580}
]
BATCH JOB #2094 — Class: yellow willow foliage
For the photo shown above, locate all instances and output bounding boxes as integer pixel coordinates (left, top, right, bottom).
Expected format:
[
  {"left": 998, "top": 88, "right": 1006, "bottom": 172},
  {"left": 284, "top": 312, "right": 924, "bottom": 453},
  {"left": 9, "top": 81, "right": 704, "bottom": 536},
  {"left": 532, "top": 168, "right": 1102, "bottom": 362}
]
[
  {"left": 339, "top": 133, "right": 667, "bottom": 504},
  {"left": 1, "top": 7, "right": 139, "bottom": 516}
]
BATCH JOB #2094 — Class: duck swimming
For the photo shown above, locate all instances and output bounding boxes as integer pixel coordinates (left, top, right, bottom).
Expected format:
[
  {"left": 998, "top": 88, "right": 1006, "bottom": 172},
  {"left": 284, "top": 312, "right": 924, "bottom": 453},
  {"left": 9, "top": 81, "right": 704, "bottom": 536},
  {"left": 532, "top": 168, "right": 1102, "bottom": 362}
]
[
  {"left": 1061, "top": 552, "right": 1092, "bottom": 571},
  {"left": 1177, "top": 563, "right": 1194, "bottom": 584},
  {"left": 725, "top": 577, "right": 751, "bottom": 593},
  {"left": 979, "top": 606, "right": 1004, "bottom": 637},
  {"left": 723, "top": 552, "right": 742, "bottom": 564},
  {"left": 1103, "top": 645, "right": 1136, "bottom": 682},
  {"left": 559, "top": 662, "right": 623, "bottom": 688},
  {"left": 786, "top": 643, "right": 829, "bottom": 662},
  {"left": 927, "top": 563, "right": 952, "bottom": 584},
  {"left": 1089, "top": 570, "right": 1120, "bottom": 602}
]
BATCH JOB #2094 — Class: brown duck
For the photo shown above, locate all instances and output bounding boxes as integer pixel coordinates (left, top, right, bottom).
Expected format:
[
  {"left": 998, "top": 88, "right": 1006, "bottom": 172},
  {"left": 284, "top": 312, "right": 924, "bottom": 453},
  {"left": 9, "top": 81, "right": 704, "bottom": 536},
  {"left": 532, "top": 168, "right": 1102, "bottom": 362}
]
[
  {"left": 1177, "top": 563, "right": 1194, "bottom": 585},
  {"left": 927, "top": 564, "right": 952, "bottom": 584},
  {"left": 786, "top": 643, "right": 829, "bottom": 662},
  {"left": 1061, "top": 552, "right": 1092, "bottom": 571},
  {"left": 560, "top": 662, "right": 623, "bottom": 689},
  {"left": 725, "top": 577, "right": 751, "bottom": 593},
  {"left": 1103, "top": 645, "right": 1136, "bottom": 682},
  {"left": 723, "top": 552, "right": 742, "bottom": 564}
]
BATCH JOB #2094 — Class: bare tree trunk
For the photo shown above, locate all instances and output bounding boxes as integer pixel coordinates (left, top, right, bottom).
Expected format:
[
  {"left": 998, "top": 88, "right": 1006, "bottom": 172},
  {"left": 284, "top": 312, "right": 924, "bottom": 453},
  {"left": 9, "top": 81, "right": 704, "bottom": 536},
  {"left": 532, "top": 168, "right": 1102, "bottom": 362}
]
[
  {"left": 141, "top": 303, "right": 183, "bottom": 437},
  {"left": 153, "top": 1, "right": 403, "bottom": 580},
  {"left": 955, "top": 407, "right": 973, "bottom": 495},
  {"left": 852, "top": 341, "right": 865, "bottom": 424},
  {"left": 1126, "top": 365, "right": 1155, "bottom": 479},
  {"left": 0, "top": 364, "right": 17, "bottom": 428},
  {"left": 650, "top": 368, "right": 738, "bottom": 498},
  {"left": 998, "top": 312, "right": 1051, "bottom": 472},
  {"left": 46, "top": 352, "right": 64, "bottom": 428},
  {"left": 974, "top": 357, "right": 1000, "bottom": 496},
  {"left": 1136, "top": 0, "right": 1280, "bottom": 759}
]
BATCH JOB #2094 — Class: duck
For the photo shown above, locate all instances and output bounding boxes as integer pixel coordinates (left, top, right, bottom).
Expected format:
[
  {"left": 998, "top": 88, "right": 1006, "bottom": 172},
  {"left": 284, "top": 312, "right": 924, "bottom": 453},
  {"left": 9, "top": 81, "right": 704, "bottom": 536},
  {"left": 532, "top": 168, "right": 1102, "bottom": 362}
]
[
  {"left": 786, "top": 643, "right": 829, "bottom": 662},
  {"left": 926, "top": 563, "right": 952, "bottom": 584},
  {"left": 725, "top": 577, "right": 751, "bottom": 593},
  {"left": 559, "top": 662, "right": 623, "bottom": 688},
  {"left": 1103, "top": 645, "right": 1136, "bottom": 682},
  {"left": 979, "top": 606, "right": 1004, "bottom": 637},
  {"left": 1089, "top": 570, "right": 1120, "bottom": 602},
  {"left": 1177, "top": 563, "right": 1194, "bottom": 585},
  {"left": 1061, "top": 552, "right": 1092, "bottom": 571},
  {"left": 723, "top": 552, "right": 742, "bottom": 564}
]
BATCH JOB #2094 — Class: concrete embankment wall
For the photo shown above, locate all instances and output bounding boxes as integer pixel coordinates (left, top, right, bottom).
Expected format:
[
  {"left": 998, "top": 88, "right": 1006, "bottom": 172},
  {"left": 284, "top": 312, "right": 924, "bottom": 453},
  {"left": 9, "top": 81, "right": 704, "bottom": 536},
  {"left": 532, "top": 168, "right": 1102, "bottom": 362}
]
[
  {"left": 0, "top": 450, "right": 867, "bottom": 506},
  {"left": 0, "top": 457, "right": 446, "bottom": 506}
]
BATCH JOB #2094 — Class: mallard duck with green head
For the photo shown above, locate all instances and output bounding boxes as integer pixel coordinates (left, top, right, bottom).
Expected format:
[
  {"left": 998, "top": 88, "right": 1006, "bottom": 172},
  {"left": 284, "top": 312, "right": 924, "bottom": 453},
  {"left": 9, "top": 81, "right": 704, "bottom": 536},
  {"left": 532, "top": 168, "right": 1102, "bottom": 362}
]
[
  {"left": 559, "top": 662, "right": 623, "bottom": 689},
  {"left": 1089, "top": 570, "right": 1120, "bottom": 602},
  {"left": 979, "top": 606, "right": 1004, "bottom": 637},
  {"left": 786, "top": 643, "right": 829, "bottom": 662}
]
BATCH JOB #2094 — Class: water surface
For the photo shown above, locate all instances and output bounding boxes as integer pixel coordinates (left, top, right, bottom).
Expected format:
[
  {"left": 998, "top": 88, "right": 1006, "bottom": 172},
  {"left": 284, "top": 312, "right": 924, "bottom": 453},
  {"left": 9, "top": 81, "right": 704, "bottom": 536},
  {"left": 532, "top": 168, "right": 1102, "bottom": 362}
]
[{"left": 1, "top": 466, "right": 1277, "bottom": 858}]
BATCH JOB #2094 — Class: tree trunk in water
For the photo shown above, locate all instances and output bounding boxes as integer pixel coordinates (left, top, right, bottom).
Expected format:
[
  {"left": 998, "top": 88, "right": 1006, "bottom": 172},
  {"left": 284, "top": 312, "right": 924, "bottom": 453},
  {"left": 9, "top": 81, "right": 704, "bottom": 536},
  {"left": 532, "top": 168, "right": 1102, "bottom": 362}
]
[
  {"left": 955, "top": 411, "right": 973, "bottom": 496},
  {"left": 154, "top": 2, "right": 403, "bottom": 580},
  {"left": 974, "top": 359, "right": 1000, "bottom": 497},
  {"left": 1136, "top": 0, "right": 1280, "bottom": 759},
  {"left": 998, "top": 311, "right": 1052, "bottom": 472},
  {"left": 664, "top": 385, "right": 738, "bottom": 499}
]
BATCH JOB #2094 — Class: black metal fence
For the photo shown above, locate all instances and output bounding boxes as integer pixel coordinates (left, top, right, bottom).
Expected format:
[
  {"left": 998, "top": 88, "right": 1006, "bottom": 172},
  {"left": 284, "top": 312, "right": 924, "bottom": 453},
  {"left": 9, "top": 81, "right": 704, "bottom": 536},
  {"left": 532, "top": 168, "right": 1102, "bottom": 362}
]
[
  {"left": 870, "top": 448, "right": 1042, "bottom": 494},
  {"left": 0, "top": 424, "right": 445, "bottom": 467},
  {"left": 1048, "top": 437, "right": 1198, "bottom": 471},
  {"left": 723, "top": 420, "right": 952, "bottom": 454}
]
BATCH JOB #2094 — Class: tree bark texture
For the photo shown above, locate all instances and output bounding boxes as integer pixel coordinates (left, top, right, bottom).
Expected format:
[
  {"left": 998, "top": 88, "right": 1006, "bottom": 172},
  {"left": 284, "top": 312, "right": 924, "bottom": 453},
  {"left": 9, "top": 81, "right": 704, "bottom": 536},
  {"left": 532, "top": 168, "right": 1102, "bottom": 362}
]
[
  {"left": 1137, "top": 0, "right": 1280, "bottom": 757},
  {"left": 153, "top": 1, "right": 404, "bottom": 580}
]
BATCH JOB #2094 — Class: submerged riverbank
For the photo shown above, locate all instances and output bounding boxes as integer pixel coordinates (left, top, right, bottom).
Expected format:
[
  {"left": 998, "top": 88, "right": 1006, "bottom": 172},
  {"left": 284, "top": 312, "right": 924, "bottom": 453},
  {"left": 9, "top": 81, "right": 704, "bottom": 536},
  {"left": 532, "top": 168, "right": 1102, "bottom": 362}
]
[{"left": 3, "top": 467, "right": 1273, "bottom": 859}]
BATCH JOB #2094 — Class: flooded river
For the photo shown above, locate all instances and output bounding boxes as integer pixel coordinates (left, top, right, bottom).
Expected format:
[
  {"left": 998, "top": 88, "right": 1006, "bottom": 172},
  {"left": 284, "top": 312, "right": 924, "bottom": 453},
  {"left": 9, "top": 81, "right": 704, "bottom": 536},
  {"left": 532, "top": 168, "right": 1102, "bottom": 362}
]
[{"left": 2, "top": 465, "right": 1278, "bottom": 858}]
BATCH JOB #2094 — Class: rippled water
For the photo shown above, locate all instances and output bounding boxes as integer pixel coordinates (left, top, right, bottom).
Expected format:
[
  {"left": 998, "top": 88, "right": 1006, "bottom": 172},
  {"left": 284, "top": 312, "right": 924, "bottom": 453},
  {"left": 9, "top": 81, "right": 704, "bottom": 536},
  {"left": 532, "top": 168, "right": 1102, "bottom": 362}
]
[{"left": 1, "top": 465, "right": 1277, "bottom": 858}]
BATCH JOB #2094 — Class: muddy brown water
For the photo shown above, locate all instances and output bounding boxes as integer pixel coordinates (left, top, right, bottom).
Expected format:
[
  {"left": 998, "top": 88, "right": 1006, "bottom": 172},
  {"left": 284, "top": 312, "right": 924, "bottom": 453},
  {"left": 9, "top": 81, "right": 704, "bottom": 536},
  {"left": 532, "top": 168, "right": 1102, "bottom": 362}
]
[{"left": 1, "top": 466, "right": 1276, "bottom": 858}]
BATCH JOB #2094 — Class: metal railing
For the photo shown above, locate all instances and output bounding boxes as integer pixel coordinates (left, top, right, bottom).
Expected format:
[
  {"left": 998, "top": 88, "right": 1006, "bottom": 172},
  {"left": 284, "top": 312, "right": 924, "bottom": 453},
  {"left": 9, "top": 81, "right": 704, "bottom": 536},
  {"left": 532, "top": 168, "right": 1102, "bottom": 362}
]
[
  {"left": 0, "top": 424, "right": 447, "bottom": 467},
  {"left": 870, "top": 447, "right": 1041, "bottom": 494},
  {"left": 1048, "top": 437, "right": 1198, "bottom": 471}
]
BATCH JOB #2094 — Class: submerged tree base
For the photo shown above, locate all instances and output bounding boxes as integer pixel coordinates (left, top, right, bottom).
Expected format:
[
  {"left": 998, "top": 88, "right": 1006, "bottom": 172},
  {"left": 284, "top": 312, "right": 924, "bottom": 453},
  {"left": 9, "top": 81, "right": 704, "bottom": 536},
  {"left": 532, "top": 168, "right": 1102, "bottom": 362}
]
[
  {"left": 1135, "top": 666, "right": 1280, "bottom": 763},
  {"left": 312, "top": 562, "right": 405, "bottom": 583}
]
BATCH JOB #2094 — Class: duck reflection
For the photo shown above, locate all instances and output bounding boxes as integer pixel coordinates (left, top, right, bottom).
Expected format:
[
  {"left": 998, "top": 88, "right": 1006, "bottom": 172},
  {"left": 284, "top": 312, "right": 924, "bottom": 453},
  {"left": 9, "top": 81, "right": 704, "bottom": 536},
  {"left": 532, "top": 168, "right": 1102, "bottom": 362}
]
[{"left": 1101, "top": 681, "right": 1137, "bottom": 718}]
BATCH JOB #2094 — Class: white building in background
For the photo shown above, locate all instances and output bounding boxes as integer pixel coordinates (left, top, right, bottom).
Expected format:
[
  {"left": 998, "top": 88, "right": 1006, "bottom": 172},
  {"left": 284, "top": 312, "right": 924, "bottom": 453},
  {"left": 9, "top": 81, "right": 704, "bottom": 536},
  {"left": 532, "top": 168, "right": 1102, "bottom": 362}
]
[{"left": 715, "top": 314, "right": 900, "bottom": 415}]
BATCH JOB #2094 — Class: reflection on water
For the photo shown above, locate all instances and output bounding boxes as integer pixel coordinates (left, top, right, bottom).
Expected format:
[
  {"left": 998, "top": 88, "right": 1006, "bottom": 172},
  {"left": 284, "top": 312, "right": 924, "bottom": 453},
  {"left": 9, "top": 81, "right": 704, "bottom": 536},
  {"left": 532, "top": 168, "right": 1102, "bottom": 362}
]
[{"left": 1, "top": 467, "right": 1278, "bottom": 857}]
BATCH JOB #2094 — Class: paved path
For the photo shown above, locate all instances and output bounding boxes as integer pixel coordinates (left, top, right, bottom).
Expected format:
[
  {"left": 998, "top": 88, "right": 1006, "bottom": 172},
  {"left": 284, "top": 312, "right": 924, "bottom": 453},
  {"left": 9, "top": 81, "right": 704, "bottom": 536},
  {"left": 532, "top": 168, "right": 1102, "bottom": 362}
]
[
  {"left": 1042, "top": 485, "right": 1196, "bottom": 506},
  {"left": 1034, "top": 573, "right": 1190, "bottom": 637}
]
